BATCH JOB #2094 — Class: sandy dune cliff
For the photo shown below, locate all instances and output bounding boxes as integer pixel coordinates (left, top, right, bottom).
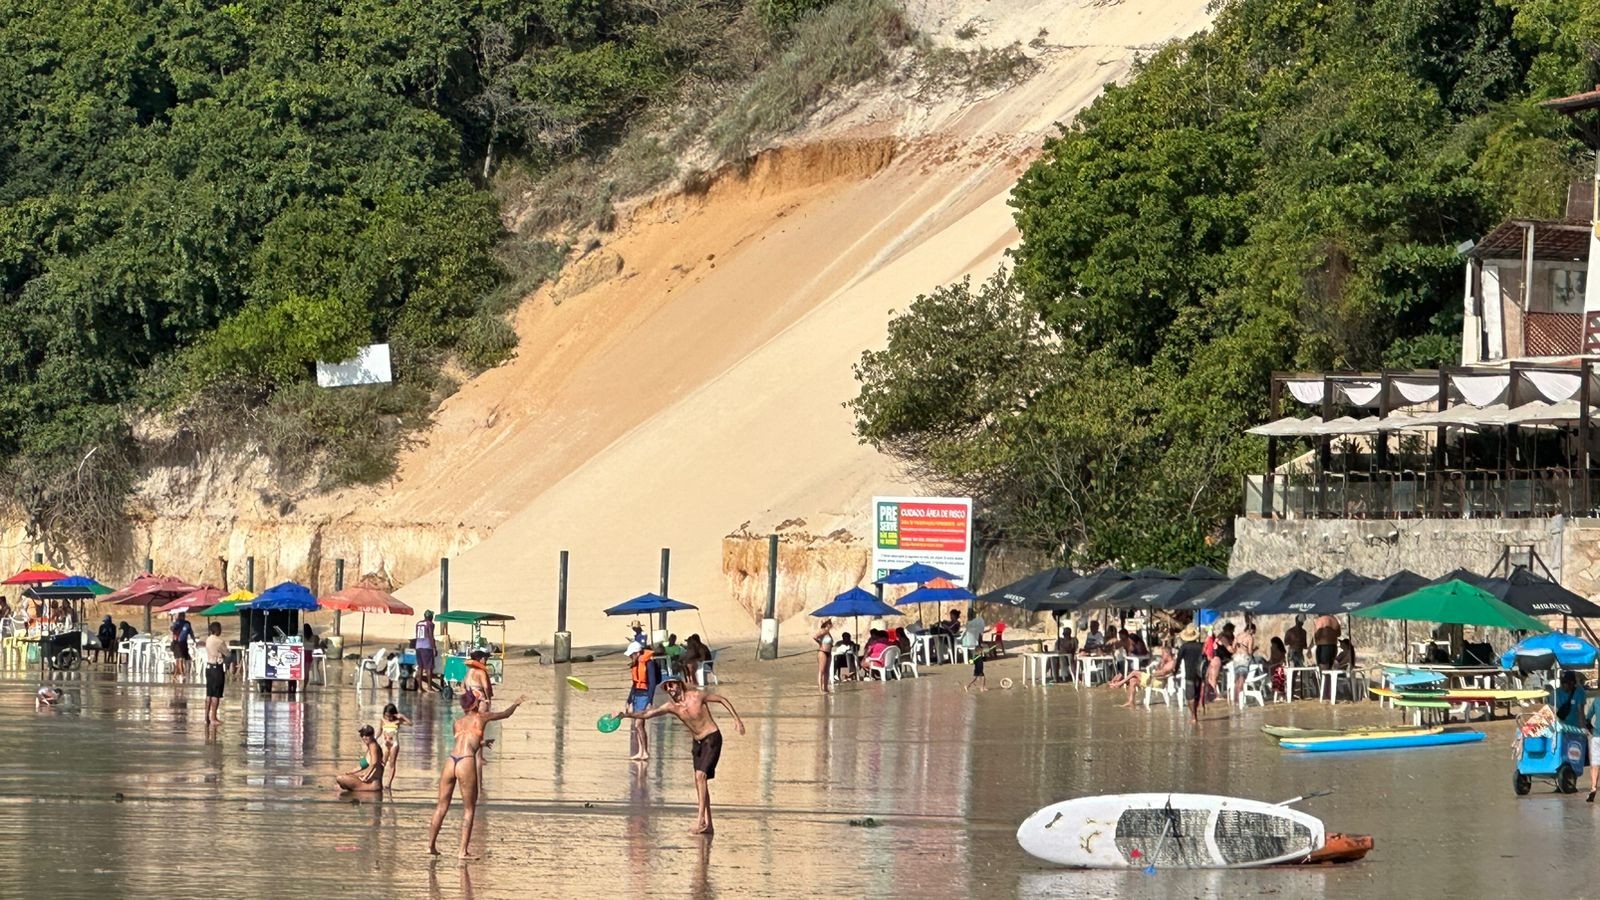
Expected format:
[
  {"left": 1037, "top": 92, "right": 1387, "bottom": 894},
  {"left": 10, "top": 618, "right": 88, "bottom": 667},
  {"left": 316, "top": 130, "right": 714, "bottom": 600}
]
[{"left": 319, "top": 0, "right": 1219, "bottom": 644}]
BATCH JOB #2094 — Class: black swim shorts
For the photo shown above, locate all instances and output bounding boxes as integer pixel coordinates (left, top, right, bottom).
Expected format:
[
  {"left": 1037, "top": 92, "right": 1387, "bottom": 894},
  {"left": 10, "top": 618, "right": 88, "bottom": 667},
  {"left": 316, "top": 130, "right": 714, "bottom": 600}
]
[
  {"left": 205, "top": 663, "right": 225, "bottom": 698},
  {"left": 973, "top": 656, "right": 986, "bottom": 677},
  {"left": 1315, "top": 644, "right": 1337, "bottom": 668},
  {"left": 1184, "top": 677, "right": 1202, "bottom": 703},
  {"left": 172, "top": 640, "right": 191, "bottom": 660},
  {"left": 692, "top": 730, "right": 723, "bottom": 780}
]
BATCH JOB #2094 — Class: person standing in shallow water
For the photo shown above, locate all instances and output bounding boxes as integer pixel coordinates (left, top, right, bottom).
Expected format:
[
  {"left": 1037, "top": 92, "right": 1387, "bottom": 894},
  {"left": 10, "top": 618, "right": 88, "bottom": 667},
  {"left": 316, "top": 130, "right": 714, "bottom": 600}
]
[
  {"left": 170, "top": 612, "right": 195, "bottom": 682},
  {"left": 427, "top": 693, "right": 525, "bottom": 859},
  {"left": 1176, "top": 624, "right": 1206, "bottom": 724},
  {"left": 814, "top": 619, "right": 834, "bottom": 695},
  {"left": 415, "top": 610, "right": 437, "bottom": 692},
  {"left": 619, "top": 677, "right": 744, "bottom": 835},
  {"left": 203, "top": 621, "right": 227, "bottom": 725}
]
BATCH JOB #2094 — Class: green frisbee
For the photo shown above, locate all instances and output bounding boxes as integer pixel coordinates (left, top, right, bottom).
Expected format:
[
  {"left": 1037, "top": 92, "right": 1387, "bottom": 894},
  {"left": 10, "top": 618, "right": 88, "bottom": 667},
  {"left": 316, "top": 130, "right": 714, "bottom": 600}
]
[{"left": 597, "top": 714, "right": 621, "bottom": 733}]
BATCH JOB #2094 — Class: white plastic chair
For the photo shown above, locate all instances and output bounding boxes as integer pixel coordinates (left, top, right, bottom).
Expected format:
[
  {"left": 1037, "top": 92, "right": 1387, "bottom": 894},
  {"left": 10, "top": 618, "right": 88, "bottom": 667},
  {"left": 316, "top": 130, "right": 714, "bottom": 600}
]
[
  {"left": 356, "top": 648, "right": 393, "bottom": 689},
  {"left": 898, "top": 646, "right": 919, "bottom": 679},
  {"left": 697, "top": 650, "right": 719, "bottom": 687},
  {"left": 865, "top": 647, "right": 901, "bottom": 681},
  {"left": 1238, "top": 664, "right": 1267, "bottom": 708},
  {"left": 1145, "top": 662, "right": 1183, "bottom": 708}
]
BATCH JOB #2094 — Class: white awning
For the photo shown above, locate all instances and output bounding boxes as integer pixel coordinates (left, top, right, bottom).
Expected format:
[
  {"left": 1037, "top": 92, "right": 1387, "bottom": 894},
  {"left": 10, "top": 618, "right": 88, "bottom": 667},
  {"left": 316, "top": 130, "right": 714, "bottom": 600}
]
[{"left": 1246, "top": 416, "right": 1323, "bottom": 436}]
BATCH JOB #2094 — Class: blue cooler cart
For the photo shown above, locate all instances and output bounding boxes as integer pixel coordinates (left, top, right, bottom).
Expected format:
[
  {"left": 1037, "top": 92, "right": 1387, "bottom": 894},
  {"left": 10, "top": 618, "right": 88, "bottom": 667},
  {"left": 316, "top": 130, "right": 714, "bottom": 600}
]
[{"left": 1514, "top": 717, "right": 1586, "bottom": 795}]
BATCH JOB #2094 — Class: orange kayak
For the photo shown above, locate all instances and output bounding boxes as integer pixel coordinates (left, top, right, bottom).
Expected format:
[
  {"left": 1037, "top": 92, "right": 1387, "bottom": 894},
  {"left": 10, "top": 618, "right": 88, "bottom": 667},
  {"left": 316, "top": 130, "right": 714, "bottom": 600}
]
[{"left": 1297, "top": 833, "right": 1374, "bottom": 865}]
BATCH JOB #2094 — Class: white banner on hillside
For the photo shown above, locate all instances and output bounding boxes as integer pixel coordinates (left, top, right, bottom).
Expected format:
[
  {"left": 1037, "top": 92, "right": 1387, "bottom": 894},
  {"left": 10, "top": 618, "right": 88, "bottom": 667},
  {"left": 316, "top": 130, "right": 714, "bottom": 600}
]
[{"left": 316, "top": 343, "right": 393, "bottom": 388}]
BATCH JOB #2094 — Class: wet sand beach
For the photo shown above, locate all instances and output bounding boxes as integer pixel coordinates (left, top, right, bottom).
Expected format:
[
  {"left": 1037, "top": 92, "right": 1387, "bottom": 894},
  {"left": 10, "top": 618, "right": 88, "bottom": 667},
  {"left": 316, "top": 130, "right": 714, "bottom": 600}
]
[{"left": 0, "top": 647, "right": 1584, "bottom": 898}]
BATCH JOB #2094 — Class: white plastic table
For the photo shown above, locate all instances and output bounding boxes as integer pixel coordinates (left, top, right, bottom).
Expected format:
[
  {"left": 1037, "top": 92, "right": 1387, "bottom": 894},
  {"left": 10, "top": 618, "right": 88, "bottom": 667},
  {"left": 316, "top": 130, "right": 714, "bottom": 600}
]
[
  {"left": 1076, "top": 655, "right": 1113, "bottom": 689},
  {"left": 1021, "top": 651, "right": 1072, "bottom": 686},
  {"left": 1283, "top": 665, "right": 1319, "bottom": 701},
  {"left": 914, "top": 633, "right": 952, "bottom": 666}
]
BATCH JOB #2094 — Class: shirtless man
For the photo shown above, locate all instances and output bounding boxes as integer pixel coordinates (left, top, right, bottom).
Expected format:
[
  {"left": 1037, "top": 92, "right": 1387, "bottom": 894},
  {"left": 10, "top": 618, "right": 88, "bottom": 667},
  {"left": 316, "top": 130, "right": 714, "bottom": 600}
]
[
  {"left": 619, "top": 676, "right": 745, "bottom": 835},
  {"left": 427, "top": 693, "right": 525, "bottom": 859}
]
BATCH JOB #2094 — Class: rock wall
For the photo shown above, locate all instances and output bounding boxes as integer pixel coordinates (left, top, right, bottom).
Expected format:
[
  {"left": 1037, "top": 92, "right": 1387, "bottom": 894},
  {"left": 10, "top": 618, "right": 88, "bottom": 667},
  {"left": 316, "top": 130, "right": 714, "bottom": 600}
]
[
  {"left": 0, "top": 512, "right": 487, "bottom": 618},
  {"left": 1230, "top": 516, "right": 1600, "bottom": 663},
  {"left": 1229, "top": 517, "right": 1568, "bottom": 582}
]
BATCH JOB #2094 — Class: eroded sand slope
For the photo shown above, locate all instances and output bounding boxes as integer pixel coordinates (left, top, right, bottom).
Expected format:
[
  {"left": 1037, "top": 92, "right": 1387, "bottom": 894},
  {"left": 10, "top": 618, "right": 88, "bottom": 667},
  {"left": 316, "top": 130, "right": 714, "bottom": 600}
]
[{"left": 348, "top": 0, "right": 1216, "bottom": 643}]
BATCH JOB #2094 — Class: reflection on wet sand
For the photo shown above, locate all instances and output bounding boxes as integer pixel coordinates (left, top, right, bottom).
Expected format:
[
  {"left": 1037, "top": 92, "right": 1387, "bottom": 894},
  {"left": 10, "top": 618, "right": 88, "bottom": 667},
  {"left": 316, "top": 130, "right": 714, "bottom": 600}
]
[{"left": 0, "top": 651, "right": 1590, "bottom": 897}]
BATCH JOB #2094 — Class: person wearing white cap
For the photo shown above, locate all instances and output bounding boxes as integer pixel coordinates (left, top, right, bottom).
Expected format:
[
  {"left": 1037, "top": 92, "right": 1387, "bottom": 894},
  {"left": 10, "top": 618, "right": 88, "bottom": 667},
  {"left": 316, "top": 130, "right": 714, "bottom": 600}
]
[{"left": 624, "top": 641, "right": 657, "bottom": 761}]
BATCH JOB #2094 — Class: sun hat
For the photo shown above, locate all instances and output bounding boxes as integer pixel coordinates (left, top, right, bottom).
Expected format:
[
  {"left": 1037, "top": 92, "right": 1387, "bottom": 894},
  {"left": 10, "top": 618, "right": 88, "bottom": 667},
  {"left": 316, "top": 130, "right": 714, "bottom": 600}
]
[{"left": 1179, "top": 624, "right": 1200, "bottom": 642}]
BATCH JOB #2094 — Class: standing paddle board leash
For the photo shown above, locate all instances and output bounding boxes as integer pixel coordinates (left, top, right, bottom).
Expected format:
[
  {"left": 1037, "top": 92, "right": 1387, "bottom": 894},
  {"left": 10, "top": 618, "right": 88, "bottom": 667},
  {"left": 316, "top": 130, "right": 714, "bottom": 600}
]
[
  {"left": 1140, "top": 796, "right": 1182, "bottom": 875},
  {"left": 1275, "top": 789, "right": 1334, "bottom": 807}
]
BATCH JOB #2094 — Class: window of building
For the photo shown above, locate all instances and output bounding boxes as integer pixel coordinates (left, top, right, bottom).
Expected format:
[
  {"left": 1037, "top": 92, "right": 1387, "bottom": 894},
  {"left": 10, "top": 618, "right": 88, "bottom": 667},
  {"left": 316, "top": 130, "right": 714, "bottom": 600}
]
[{"left": 1550, "top": 268, "right": 1587, "bottom": 313}]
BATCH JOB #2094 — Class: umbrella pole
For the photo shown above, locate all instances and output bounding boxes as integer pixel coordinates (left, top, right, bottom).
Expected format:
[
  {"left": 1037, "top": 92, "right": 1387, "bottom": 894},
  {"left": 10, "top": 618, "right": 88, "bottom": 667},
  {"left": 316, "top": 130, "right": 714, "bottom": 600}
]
[
  {"left": 144, "top": 604, "right": 151, "bottom": 636},
  {"left": 359, "top": 612, "right": 367, "bottom": 658}
]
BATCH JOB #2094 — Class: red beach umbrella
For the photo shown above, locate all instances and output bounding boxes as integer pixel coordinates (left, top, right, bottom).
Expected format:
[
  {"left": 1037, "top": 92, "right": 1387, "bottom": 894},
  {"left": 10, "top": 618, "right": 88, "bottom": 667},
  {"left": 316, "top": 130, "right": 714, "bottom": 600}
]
[
  {"left": 106, "top": 574, "right": 201, "bottom": 633},
  {"left": 317, "top": 585, "right": 413, "bottom": 616},
  {"left": 3, "top": 564, "right": 66, "bottom": 585},
  {"left": 318, "top": 583, "right": 412, "bottom": 656},
  {"left": 156, "top": 585, "right": 227, "bottom": 615}
]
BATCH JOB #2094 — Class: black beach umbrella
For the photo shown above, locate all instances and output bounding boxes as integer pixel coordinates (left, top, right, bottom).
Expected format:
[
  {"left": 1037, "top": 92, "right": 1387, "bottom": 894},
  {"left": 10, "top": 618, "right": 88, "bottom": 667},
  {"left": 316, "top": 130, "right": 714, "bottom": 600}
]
[
  {"left": 976, "top": 567, "right": 1079, "bottom": 612},
  {"left": 1090, "top": 567, "right": 1175, "bottom": 610},
  {"left": 1480, "top": 568, "right": 1600, "bottom": 618},
  {"left": 1110, "top": 566, "right": 1227, "bottom": 610},
  {"left": 1334, "top": 570, "right": 1431, "bottom": 614},
  {"left": 1255, "top": 569, "right": 1376, "bottom": 617},
  {"left": 1211, "top": 569, "right": 1322, "bottom": 614},
  {"left": 1171, "top": 571, "right": 1269, "bottom": 612},
  {"left": 1429, "top": 568, "right": 1488, "bottom": 587},
  {"left": 1046, "top": 567, "right": 1129, "bottom": 612}
]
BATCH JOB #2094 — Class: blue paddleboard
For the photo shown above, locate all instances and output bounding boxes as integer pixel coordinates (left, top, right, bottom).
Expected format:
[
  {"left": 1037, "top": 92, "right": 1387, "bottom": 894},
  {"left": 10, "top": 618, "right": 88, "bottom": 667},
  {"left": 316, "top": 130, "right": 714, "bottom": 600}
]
[
  {"left": 1388, "top": 671, "right": 1446, "bottom": 688},
  {"left": 1282, "top": 731, "right": 1484, "bottom": 752}
]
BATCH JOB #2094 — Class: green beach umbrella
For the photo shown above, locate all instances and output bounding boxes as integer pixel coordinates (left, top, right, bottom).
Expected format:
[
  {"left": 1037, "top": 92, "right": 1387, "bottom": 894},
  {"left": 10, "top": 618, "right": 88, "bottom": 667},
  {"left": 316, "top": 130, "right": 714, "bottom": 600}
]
[
  {"left": 1352, "top": 579, "right": 1551, "bottom": 632},
  {"left": 198, "top": 589, "right": 257, "bottom": 617}
]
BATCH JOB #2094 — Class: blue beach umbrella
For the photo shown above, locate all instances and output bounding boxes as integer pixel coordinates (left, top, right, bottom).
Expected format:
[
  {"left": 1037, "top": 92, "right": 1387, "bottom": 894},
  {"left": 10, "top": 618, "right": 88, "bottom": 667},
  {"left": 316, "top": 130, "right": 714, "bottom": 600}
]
[
  {"left": 603, "top": 593, "right": 698, "bottom": 616},
  {"left": 876, "top": 563, "right": 960, "bottom": 585},
  {"left": 1501, "top": 633, "right": 1599, "bottom": 669},
  {"left": 811, "top": 587, "right": 901, "bottom": 619},
  {"left": 249, "top": 581, "right": 319, "bottom": 611},
  {"left": 894, "top": 582, "right": 977, "bottom": 607}
]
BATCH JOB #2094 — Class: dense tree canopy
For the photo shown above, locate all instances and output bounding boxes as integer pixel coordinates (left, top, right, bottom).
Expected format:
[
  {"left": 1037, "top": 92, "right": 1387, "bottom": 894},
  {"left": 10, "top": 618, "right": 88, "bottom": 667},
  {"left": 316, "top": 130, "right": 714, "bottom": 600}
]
[
  {"left": 853, "top": 0, "right": 1595, "bottom": 570},
  {"left": 0, "top": 0, "right": 904, "bottom": 548}
]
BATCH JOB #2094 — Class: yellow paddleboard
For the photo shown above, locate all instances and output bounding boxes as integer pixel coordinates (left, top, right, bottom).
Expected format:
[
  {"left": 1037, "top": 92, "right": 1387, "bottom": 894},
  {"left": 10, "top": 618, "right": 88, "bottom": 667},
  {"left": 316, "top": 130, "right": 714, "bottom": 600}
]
[
  {"left": 1371, "top": 687, "right": 1544, "bottom": 702},
  {"left": 1281, "top": 726, "right": 1444, "bottom": 744}
]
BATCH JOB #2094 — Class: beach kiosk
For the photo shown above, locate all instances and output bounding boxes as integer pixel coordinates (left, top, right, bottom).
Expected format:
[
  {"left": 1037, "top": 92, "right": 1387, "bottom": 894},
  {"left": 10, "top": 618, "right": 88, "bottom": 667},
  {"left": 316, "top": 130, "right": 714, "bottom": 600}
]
[
  {"left": 243, "top": 582, "right": 318, "bottom": 692},
  {"left": 434, "top": 610, "right": 513, "bottom": 689}
]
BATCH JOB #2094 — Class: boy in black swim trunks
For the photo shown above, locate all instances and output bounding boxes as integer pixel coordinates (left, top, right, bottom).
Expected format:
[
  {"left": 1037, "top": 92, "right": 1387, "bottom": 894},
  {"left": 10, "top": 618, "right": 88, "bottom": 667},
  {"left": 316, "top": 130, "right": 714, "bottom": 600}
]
[{"left": 618, "top": 676, "right": 745, "bottom": 835}]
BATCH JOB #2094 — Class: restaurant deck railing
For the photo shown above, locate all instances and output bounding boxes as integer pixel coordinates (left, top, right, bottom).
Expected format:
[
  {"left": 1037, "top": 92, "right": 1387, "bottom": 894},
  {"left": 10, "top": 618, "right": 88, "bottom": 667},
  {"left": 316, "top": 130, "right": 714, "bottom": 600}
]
[{"left": 1243, "top": 470, "right": 1596, "bottom": 519}]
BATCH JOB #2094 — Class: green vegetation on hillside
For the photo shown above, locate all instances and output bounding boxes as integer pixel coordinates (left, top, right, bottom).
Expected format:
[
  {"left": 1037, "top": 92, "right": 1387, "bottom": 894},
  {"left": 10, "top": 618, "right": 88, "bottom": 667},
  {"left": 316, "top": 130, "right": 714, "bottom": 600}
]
[
  {"left": 0, "top": 0, "right": 920, "bottom": 550},
  {"left": 851, "top": 0, "right": 1595, "bottom": 570}
]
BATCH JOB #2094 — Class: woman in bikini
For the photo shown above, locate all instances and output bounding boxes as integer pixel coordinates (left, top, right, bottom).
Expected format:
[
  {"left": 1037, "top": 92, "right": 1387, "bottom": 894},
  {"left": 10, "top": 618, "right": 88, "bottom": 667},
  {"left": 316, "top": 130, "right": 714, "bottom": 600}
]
[
  {"left": 814, "top": 619, "right": 834, "bottom": 695},
  {"left": 379, "top": 703, "right": 412, "bottom": 790},
  {"left": 335, "top": 724, "right": 385, "bottom": 793},
  {"left": 427, "top": 692, "right": 525, "bottom": 859}
]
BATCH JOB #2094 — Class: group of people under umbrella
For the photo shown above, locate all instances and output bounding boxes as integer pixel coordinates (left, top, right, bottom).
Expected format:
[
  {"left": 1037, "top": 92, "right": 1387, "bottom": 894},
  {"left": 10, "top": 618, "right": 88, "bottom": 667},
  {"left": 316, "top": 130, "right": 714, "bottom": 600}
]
[{"left": 803, "top": 559, "right": 1600, "bottom": 707}]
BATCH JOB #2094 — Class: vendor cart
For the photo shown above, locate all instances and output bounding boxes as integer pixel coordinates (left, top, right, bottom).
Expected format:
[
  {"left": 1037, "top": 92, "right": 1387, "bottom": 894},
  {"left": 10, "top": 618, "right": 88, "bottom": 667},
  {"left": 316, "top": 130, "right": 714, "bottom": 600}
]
[
  {"left": 434, "top": 610, "right": 513, "bottom": 689},
  {"left": 1514, "top": 710, "right": 1586, "bottom": 795}
]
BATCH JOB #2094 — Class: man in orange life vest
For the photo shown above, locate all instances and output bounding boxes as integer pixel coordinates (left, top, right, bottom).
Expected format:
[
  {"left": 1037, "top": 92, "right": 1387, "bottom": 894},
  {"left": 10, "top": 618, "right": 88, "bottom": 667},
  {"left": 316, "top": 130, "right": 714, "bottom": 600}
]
[{"left": 625, "top": 641, "right": 659, "bottom": 761}]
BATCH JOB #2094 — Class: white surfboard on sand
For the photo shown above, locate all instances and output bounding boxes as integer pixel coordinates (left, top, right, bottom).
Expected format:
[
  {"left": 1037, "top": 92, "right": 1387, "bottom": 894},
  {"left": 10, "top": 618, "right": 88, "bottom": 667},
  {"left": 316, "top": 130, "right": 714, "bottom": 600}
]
[{"left": 1016, "top": 793, "right": 1325, "bottom": 869}]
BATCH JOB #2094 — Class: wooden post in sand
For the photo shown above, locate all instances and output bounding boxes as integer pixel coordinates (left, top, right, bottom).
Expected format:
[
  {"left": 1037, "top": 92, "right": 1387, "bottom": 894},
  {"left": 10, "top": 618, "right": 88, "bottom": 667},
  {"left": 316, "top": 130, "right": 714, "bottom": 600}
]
[
  {"left": 658, "top": 548, "right": 671, "bottom": 634},
  {"left": 758, "top": 534, "right": 780, "bottom": 660},
  {"left": 143, "top": 557, "right": 153, "bottom": 634},
  {"left": 332, "top": 559, "right": 344, "bottom": 636},
  {"left": 554, "top": 550, "right": 571, "bottom": 663}
]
